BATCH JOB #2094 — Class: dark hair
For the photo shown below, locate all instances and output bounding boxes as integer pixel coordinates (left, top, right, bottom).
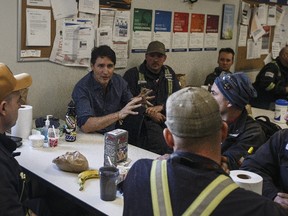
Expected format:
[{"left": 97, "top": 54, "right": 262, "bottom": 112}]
[
  {"left": 90, "top": 45, "right": 116, "bottom": 65},
  {"left": 219, "top": 48, "right": 235, "bottom": 59}
]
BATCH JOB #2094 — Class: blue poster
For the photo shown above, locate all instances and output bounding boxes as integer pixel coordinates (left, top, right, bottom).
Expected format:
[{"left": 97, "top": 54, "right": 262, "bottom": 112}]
[{"left": 154, "top": 10, "right": 172, "bottom": 32}]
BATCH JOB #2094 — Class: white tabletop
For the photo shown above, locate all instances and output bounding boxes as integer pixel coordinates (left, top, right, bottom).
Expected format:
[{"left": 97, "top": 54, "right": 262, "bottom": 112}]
[
  {"left": 16, "top": 132, "right": 159, "bottom": 216},
  {"left": 251, "top": 107, "right": 288, "bottom": 129}
]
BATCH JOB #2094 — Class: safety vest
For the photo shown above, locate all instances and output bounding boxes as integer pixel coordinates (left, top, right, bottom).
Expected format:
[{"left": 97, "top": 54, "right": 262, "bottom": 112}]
[
  {"left": 137, "top": 66, "right": 173, "bottom": 96},
  {"left": 150, "top": 160, "right": 239, "bottom": 216}
]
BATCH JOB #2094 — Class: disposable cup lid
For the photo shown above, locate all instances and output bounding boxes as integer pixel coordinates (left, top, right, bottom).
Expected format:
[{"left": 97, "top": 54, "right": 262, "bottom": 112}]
[{"left": 275, "top": 99, "right": 288, "bottom": 106}]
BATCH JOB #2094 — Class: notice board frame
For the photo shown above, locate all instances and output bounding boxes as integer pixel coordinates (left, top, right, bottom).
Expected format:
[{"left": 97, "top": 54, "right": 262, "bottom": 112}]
[
  {"left": 17, "top": 0, "right": 56, "bottom": 62},
  {"left": 235, "top": 0, "right": 286, "bottom": 72}
]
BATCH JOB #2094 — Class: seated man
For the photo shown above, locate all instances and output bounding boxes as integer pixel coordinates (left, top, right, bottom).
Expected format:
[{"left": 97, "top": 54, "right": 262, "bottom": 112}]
[
  {"left": 122, "top": 87, "right": 288, "bottom": 215},
  {"left": 0, "top": 63, "right": 33, "bottom": 215},
  {"left": 211, "top": 72, "right": 266, "bottom": 170},
  {"left": 251, "top": 46, "right": 288, "bottom": 110},
  {"left": 241, "top": 129, "right": 288, "bottom": 210},
  {"left": 123, "top": 41, "right": 180, "bottom": 154},
  {"left": 204, "top": 47, "right": 235, "bottom": 86},
  {"left": 72, "top": 45, "right": 143, "bottom": 134}
]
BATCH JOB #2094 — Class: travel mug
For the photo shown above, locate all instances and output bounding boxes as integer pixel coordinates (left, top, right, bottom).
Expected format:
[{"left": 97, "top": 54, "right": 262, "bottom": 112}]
[{"left": 99, "top": 166, "right": 119, "bottom": 201}]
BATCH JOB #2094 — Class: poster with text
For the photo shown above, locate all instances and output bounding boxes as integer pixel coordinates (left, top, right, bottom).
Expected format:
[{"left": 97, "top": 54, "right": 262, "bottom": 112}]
[
  {"left": 204, "top": 14, "right": 219, "bottom": 51},
  {"left": 172, "top": 12, "right": 189, "bottom": 52},
  {"left": 189, "top": 13, "right": 205, "bottom": 51},
  {"left": 153, "top": 10, "right": 172, "bottom": 51},
  {"left": 131, "top": 8, "right": 152, "bottom": 53},
  {"left": 221, "top": 4, "right": 235, "bottom": 40}
]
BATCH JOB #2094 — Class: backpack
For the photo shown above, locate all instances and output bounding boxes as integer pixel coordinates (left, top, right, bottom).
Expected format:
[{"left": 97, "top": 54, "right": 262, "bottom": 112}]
[{"left": 254, "top": 115, "right": 281, "bottom": 141}]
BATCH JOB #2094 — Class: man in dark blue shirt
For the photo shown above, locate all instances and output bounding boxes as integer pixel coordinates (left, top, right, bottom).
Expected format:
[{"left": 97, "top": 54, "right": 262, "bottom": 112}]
[{"left": 72, "top": 45, "right": 142, "bottom": 134}]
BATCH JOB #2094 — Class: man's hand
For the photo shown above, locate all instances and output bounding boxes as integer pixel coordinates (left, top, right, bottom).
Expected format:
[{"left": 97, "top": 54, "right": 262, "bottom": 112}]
[
  {"left": 118, "top": 97, "right": 142, "bottom": 120},
  {"left": 138, "top": 88, "right": 154, "bottom": 107},
  {"left": 146, "top": 105, "right": 164, "bottom": 114},
  {"left": 147, "top": 111, "right": 166, "bottom": 124},
  {"left": 274, "top": 192, "right": 288, "bottom": 209},
  {"left": 221, "top": 156, "right": 230, "bottom": 174}
]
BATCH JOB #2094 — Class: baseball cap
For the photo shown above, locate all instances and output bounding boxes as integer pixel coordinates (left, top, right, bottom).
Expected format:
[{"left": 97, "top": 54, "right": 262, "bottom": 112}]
[
  {"left": 165, "top": 87, "right": 222, "bottom": 138},
  {"left": 0, "top": 63, "right": 32, "bottom": 101},
  {"left": 214, "top": 72, "right": 257, "bottom": 110},
  {"left": 146, "top": 41, "right": 166, "bottom": 55}
]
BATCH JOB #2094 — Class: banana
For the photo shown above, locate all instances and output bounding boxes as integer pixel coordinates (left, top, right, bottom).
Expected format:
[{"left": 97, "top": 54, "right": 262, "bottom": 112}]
[{"left": 78, "top": 169, "right": 99, "bottom": 191}]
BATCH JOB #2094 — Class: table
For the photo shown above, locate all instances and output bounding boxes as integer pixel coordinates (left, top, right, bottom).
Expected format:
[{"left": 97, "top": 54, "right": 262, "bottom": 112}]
[
  {"left": 251, "top": 107, "right": 288, "bottom": 129},
  {"left": 16, "top": 132, "right": 159, "bottom": 215}
]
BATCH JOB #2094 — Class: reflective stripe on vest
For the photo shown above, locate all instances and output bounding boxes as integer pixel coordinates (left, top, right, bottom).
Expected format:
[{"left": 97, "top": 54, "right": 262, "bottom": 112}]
[
  {"left": 137, "top": 66, "right": 173, "bottom": 96},
  {"left": 150, "top": 160, "right": 239, "bottom": 216}
]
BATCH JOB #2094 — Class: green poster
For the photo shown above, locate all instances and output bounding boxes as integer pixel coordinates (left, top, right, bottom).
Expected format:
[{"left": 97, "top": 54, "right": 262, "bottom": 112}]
[{"left": 133, "top": 8, "right": 152, "bottom": 31}]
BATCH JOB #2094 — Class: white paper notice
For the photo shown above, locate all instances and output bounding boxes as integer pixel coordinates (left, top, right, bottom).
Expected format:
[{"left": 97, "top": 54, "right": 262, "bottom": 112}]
[
  {"left": 96, "top": 27, "right": 113, "bottom": 47},
  {"left": 113, "top": 10, "right": 130, "bottom": 42},
  {"left": 238, "top": 25, "right": 248, "bottom": 47},
  {"left": 100, "top": 8, "right": 116, "bottom": 28},
  {"left": 27, "top": 0, "right": 51, "bottom": 7},
  {"left": 79, "top": 0, "right": 99, "bottom": 15},
  {"left": 189, "top": 32, "right": 204, "bottom": 51},
  {"left": 153, "top": 32, "right": 171, "bottom": 51},
  {"left": 267, "top": 5, "right": 276, "bottom": 26},
  {"left": 26, "top": 8, "right": 51, "bottom": 46},
  {"left": 250, "top": 12, "right": 265, "bottom": 42},
  {"left": 50, "top": 0, "right": 77, "bottom": 20}
]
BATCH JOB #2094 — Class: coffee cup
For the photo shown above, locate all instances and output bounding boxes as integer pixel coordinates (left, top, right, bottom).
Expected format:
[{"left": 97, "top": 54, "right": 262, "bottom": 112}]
[{"left": 99, "top": 166, "right": 119, "bottom": 201}]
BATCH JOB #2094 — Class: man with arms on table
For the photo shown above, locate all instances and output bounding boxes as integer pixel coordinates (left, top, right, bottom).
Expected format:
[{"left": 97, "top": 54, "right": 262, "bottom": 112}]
[
  {"left": 72, "top": 45, "right": 143, "bottom": 134},
  {"left": 122, "top": 87, "right": 287, "bottom": 215},
  {"left": 123, "top": 41, "right": 180, "bottom": 154},
  {"left": 211, "top": 72, "right": 266, "bottom": 171}
]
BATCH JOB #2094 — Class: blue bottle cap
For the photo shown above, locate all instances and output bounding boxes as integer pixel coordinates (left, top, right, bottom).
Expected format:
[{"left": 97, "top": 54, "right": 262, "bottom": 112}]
[{"left": 275, "top": 99, "right": 288, "bottom": 106}]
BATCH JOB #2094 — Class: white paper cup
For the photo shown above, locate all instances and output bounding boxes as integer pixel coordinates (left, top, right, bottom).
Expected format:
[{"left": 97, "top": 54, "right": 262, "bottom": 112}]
[{"left": 29, "top": 134, "right": 44, "bottom": 148}]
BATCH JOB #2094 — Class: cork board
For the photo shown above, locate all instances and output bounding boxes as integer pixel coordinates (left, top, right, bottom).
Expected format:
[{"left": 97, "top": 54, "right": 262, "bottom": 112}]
[
  {"left": 17, "top": 0, "right": 56, "bottom": 61},
  {"left": 235, "top": 0, "right": 284, "bottom": 71}
]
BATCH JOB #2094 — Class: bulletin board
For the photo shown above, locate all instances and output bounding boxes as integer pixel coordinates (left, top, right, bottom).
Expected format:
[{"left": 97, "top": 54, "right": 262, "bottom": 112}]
[
  {"left": 17, "top": 0, "right": 56, "bottom": 61},
  {"left": 235, "top": 0, "right": 285, "bottom": 71}
]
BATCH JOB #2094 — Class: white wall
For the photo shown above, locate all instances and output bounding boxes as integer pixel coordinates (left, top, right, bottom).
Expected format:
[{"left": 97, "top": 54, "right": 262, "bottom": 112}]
[{"left": 0, "top": 0, "right": 240, "bottom": 120}]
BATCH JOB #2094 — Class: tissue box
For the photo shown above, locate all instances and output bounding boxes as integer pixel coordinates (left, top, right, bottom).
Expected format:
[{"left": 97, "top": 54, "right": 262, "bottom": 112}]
[{"left": 104, "top": 129, "right": 128, "bottom": 166}]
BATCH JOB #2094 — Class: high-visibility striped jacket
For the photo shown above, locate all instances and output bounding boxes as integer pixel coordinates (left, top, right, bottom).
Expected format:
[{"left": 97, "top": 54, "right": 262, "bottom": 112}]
[{"left": 122, "top": 151, "right": 288, "bottom": 216}]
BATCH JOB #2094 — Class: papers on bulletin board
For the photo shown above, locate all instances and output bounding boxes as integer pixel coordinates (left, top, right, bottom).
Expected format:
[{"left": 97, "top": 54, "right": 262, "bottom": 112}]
[
  {"left": 113, "top": 10, "right": 130, "bottom": 42},
  {"left": 100, "top": 8, "right": 116, "bottom": 28},
  {"left": 79, "top": 0, "right": 99, "bottom": 15},
  {"left": 246, "top": 39, "right": 261, "bottom": 59},
  {"left": 272, "top": 42, "right": 281, "bottom": 59},
  {"left": 250, "top": 11, "right": 265, "bottom": 42},
  {"left": 238, "top": 25, "right": 248, "bottom": 47},
  {"left": 26, "top": 8, "right": 51, "bottom": 46},
  {"left": 96, "top": 26, "right": 113, "bottom": 47},
  {"left": 113, "top": 42, "right": 128, "bottom": 68},
  {"left": 49, "top": 18, "right": 94, "bottom": 67},
  {"left": 50, "top": 0, "right": 77, "bottom": 20},
  {"left": 27, "top": 0, "right": 51, "bottom": 7},
  {"left": 241, "top": 2, "right": 251, "bottom": 25}
]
